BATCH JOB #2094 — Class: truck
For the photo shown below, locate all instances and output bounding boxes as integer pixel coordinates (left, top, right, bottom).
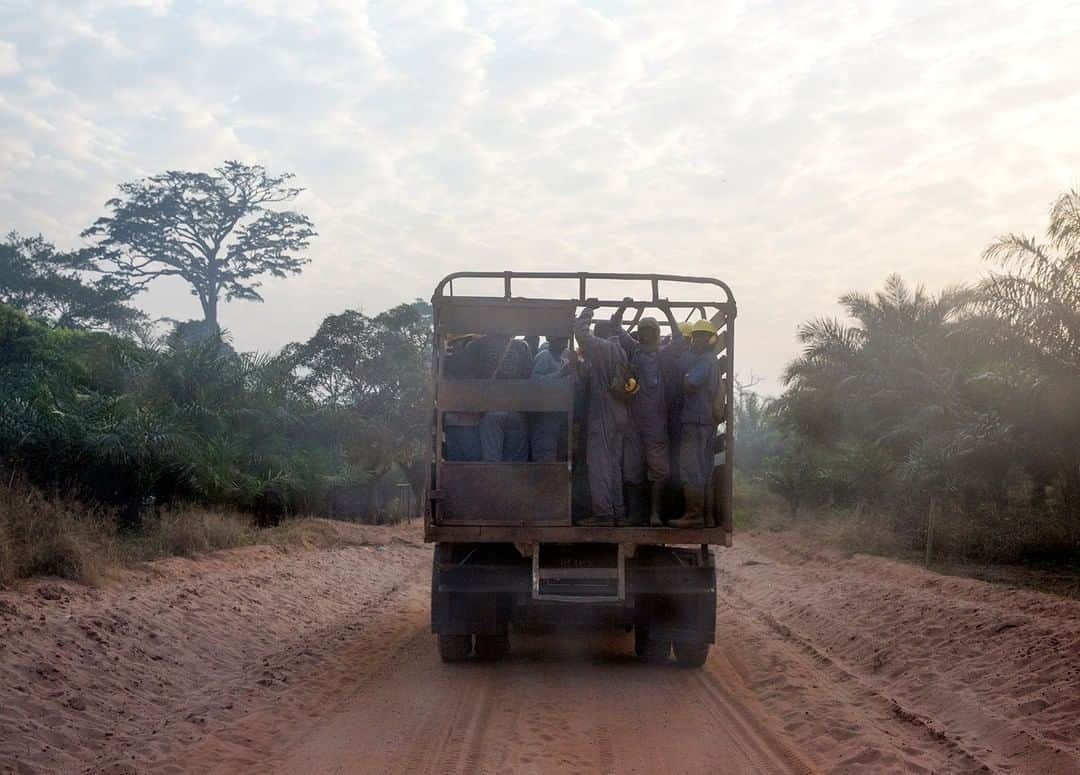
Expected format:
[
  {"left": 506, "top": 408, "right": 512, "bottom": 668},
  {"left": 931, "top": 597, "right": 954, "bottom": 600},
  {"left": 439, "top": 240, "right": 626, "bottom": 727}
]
[{"left": 425, "top": 272, "right": 735, "bottom": 667}]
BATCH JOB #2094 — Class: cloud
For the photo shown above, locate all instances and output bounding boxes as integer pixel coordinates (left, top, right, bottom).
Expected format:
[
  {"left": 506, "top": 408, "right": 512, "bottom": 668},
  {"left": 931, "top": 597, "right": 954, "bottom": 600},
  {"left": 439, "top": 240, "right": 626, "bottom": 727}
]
[
  {"left": 0, "top": 40, "right": 19, "bottom": 75},
  {"left": 1, "top": 0, "right": 1079, "bottom": 390}
]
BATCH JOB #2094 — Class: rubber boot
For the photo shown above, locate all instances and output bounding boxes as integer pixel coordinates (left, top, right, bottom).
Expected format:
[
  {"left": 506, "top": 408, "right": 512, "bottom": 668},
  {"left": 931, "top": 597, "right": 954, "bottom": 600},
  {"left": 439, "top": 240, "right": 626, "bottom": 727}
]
[
  {"left": 623, "top": 484, "right": 648, "bottom": 526},
  {"left": 649, "top": 481, "right": 665, "bottom": 527},
  {"left": 669, "top": 487, "right": 705, "bottom": 528}
]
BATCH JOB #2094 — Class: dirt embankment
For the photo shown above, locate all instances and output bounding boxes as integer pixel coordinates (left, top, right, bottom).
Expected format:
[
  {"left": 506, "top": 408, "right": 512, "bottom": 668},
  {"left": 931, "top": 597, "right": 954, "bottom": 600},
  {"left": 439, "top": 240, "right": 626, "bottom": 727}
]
[
  {"left": 0, "top": 521, "right": 423, "bottom": 775},
  {"left": 2, "top": 523, "right": 1078, "bottom": 774}
]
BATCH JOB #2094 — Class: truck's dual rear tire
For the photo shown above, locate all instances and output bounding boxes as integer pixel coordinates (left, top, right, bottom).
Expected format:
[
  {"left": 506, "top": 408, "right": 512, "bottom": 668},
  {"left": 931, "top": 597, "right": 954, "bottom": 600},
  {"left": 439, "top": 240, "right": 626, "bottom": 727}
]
[
  {"left": 673, "top": 641, "right": 710, "bottom": 668},
  {"left": 635, "top": 628, "right": 671, "bottom": 664},
  {"left": 438, "top": 634, "right": 510, "bottom": 662},
  {"left": 438, "top": 634, "right": 473, "bottom": 662},
  {"left": 474, "top": 634, "right": 510, "bottom": 661},
  {"left": 636, "top": 628, "right": 709, "bottom": 667}
]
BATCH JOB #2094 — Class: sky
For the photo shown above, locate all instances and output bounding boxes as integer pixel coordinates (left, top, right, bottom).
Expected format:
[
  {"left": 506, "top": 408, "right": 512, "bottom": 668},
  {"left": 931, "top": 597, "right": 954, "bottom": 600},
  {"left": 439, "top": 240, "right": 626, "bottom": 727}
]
[{"left": 2, "top": 0, "right": 1079, "bottom": 392}]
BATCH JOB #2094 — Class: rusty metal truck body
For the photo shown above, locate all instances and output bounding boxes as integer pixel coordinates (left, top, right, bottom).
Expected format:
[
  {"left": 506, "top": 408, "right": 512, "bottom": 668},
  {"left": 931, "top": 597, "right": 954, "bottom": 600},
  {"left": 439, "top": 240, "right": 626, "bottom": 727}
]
[{"left": 425, "top": 272, "right": 735, "bottom": 666}]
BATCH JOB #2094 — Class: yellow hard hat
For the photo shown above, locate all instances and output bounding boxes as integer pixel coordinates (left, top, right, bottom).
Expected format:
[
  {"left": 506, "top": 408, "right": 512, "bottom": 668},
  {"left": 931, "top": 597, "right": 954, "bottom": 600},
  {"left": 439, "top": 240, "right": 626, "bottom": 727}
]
[
  {"left": 691, "top": 319, "right": 718, "bottom": 336},
  {"left": 677, "top": 321, "right": 694, "bottom": 336}
]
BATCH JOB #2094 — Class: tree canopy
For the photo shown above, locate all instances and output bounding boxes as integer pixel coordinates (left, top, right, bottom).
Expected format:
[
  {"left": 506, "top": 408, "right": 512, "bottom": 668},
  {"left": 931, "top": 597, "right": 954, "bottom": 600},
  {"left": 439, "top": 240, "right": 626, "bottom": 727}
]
[
  {"left": 0, "top": 232, "right": 144, "bottom": 334},
  {"left": 82, "top": 161, "right": 315, "bottom": 329}
]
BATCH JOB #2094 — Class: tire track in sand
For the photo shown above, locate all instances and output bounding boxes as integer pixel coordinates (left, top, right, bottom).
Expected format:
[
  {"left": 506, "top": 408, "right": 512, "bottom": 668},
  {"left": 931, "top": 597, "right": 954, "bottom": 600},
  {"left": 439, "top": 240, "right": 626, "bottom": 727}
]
[
  {"left": 153, "top": 546, "right": 432, "bottom": 775},
  {"left": 721, "top": 583, "right": 993, "bottom": 773},
  {"left": 693, "top": 656, "right": 818, "bottom": 775},
  {"left": 392, "top": 666, "right": 496, "bottom": 775}
]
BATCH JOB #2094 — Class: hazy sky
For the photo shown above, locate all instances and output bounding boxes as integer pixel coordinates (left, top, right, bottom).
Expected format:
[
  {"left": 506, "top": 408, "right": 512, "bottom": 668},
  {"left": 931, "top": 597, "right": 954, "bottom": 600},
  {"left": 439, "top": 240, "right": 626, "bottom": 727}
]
[{"left": 2, "top": 0, "right": 1078, "bottom": 391}]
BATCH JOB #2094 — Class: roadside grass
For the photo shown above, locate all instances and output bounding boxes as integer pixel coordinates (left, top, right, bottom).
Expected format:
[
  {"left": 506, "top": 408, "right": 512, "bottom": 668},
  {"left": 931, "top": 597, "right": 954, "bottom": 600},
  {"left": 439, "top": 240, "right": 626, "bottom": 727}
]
[
  {"left": 742, "top": 499, "right": 1080, "bottom": 599},
  {"left": 262, "top": 518, "right": 365, "bottom": 550},
  {"left": 122, "top": 508, "right": 258, "bottom": 563},
  {"left": 732, "top": 471, "right": 788, "bottom": 530},
  {"left": 0, "top": 481, "right": 391, "bottom": 587},
  {"left": 0, "top": 484, "right": 117, "bottom": 586}
]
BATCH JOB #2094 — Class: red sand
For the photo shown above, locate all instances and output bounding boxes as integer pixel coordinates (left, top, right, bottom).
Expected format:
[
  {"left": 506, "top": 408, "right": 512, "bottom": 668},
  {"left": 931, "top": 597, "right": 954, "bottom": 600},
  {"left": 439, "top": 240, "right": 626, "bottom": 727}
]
[{"left": 1, "top": 522, "right": 1077, "bottom": 774}]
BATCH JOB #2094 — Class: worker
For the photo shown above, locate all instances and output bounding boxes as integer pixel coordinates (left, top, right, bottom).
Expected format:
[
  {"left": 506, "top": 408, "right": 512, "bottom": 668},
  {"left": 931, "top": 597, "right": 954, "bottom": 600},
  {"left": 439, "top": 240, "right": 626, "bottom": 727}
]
[
  {"left": 477, "top": 334, "right": 532, "bottom": 462},
  {"left": 574, "top": 304, "right": 631, "bottom": 525},
  {"left": 659, "top": 320, "right": 693, "bottom": 514},
  {"left": 669, "top": 318, "right": 720, "bottom": 528},
  {"left": 530, "top": 336, "right": 572, "bottom": 462},
  {"left": 570, "top": 341, "right": 592, "bottom": 521},
  {"left": 442, "top": 334, "right": 482, "bottom": 461},
  {"left": 612, "top": 301, "right": 682, "bottom": 526}
]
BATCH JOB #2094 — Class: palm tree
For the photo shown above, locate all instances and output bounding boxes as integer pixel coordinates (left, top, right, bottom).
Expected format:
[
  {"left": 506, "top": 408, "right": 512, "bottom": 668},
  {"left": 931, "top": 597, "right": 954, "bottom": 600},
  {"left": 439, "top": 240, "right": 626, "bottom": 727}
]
[
  {"left": 969, "top": 189, "right": 1080, "bottom": 514},
  {"left": 976, "top": 189, "right": 1080, "bottom": 376},
  {"left": 782, "top": 275, "right": 969, "bottom": 452}
]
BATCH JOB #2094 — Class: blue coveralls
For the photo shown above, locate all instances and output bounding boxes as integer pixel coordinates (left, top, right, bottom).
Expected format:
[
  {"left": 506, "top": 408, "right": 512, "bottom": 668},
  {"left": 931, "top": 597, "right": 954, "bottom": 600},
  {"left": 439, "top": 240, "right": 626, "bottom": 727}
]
[
  {"left": 659, "top": 334, "right": 692, "bottom": 487},
  {"left": 616, "top": 329, "right": 670, "bottom": 485},
  {"left": 478, "top": 336, "right": 532, "bottom": 462},
  {"left": 530, "top": 346, "right": 570, "bottom": 462},
  {"left": 574, "top": 310, "right": 630, "bottom": 522},
  {"left": 680, "top": 351, "right": 718, "bottom": 518},
  {"left": 442, "top": 339, "right": 483, "bottom": 461}
]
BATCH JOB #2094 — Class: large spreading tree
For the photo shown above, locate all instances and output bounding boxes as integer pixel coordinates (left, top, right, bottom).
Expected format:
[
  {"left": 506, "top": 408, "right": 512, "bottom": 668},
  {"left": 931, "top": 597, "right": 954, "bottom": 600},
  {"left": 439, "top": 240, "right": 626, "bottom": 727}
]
[{"left": 82, "top": 161, "right": 316, "bottom": 330}]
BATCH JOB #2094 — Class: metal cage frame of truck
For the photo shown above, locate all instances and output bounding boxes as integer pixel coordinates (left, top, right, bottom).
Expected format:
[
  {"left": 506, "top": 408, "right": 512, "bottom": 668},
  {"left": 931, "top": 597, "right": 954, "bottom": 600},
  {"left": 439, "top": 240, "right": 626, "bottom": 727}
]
[{"left": 425, "top": 271, "right": 737, "bottom": 545}]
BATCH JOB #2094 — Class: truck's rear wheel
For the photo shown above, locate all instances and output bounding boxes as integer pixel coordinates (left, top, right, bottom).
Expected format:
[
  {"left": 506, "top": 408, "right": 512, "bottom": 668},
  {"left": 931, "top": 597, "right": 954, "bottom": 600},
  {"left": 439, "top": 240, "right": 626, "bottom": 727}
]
[
  {"left": 474, "top": 634, "right": 510, "bottom": 661},
  {"left": 635, "top": 628, "right": 670, "bottom": 664},
  {"left": 438, "top": 634, "right": 473, "bottom": 662},
  {"left": 673, "top": 641, "right": 709, "bottom": 668}
]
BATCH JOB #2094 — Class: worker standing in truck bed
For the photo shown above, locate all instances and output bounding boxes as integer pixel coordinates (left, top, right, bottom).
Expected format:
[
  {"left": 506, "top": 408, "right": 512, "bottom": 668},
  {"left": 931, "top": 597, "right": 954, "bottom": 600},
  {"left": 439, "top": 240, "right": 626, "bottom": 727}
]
[
  {"left": 612, "top": 300, "right": 683, "bottom": 527},
  {"left": 670, "top": 319, "right": 720, "bottom": 528},
  {"left": 573, "top": 304, "right": 631, "bottom": 526}
]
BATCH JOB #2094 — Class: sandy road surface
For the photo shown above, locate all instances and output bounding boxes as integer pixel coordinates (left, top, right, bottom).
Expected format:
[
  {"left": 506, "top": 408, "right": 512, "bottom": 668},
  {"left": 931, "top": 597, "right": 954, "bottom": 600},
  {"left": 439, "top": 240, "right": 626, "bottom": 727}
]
[
  {"left": 169, "top": 578, "right": 812, "bottom": 775},
  {"left": 2, "top": 522, "right": 1078, "bottom": 774}
]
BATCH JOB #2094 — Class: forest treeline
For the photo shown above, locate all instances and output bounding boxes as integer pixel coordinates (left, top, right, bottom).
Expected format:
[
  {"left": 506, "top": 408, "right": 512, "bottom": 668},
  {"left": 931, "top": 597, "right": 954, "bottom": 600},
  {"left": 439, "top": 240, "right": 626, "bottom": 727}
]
[
  {"left": 2, "top": 162, "right": 1078, "bottom": 571},
  {"left": 735, "top": 190, "right": 1079, "bottom": 563},
  {"left": 1, "top": 162, "right": 430, "bottom": 541},
  {"left": 0, "top": 299, "right": 431, "bottom": 524}
]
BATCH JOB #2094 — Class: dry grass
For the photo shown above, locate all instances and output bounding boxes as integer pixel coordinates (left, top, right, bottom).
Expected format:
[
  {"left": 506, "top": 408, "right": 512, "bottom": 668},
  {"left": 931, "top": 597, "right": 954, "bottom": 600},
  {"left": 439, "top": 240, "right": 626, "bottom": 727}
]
[
  {"left": 732, "top": 471, "right": 789, "bottom": 529},
  {"left": 0, "top": 520, "right": 16, "bottom": 586},
  {"left": 125, "top": 508, "right": 257, "bottom": 562},
  {"left": 0, "top": 484, "right": 117, "bottom": 586},
  {"left": 751, "top": 503, "right": 1080, "bottom": 598},
  {"left": 743, "top": 496, "right": 1079, "bottom": 565},
  {"left": 262, "top": 518, "right": 353, "bottom": 550},
  {"left": 0, "top": 482, "right": 354, "bottom": 587}
]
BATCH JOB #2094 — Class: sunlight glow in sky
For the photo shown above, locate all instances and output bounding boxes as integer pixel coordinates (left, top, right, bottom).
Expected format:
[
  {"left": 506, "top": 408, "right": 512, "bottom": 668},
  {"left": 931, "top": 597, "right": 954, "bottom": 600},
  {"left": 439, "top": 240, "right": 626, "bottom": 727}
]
[{"left": 2, "top": 0, "right": 1079, "bottom": 391}]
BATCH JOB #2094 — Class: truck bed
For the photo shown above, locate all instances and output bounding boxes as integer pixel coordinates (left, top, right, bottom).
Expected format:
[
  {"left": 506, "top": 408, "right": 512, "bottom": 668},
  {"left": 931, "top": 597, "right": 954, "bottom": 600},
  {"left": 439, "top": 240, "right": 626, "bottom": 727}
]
[{"left": 426, "top": 523, "right": 732, "bottom": 546}]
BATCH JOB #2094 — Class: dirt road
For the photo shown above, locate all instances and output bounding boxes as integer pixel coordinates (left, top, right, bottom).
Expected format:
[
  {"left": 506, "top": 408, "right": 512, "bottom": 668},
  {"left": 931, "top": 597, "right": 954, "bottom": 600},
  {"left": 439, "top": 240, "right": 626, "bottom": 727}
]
[
  {"left": 166, "top": 569, "right": 812, "bottom": 775},
  {"left": 2, "top": 522, "right": 1078, "bottom": 774}
]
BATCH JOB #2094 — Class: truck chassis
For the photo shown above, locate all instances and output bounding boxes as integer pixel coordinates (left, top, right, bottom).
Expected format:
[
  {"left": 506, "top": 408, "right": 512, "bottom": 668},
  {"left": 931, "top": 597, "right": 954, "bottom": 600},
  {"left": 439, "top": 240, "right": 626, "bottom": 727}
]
[{"left": 432, "top": 541, "right": 716, "bottom": 667}]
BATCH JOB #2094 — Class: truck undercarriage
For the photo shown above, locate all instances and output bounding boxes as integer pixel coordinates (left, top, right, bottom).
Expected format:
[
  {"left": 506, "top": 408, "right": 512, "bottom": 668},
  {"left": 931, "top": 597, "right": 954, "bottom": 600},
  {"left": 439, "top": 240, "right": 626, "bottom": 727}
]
[{"left": 432, "top": 541, "right": 717, "bottom": 667}]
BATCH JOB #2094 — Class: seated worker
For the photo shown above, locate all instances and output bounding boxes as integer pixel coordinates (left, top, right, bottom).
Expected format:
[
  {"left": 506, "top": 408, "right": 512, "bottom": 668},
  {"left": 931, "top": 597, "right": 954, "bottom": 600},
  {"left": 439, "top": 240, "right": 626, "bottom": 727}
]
[
  {"left": 669, "top": 319, "right": 721, "bottom": 528},
  {"left": 529, "top": 335, "right": 573, "bottom": 462},
  {"left": 477, "top": 334, "right": 532, "bottom": 462},
  {"left": 612, "top": 300, "right": 682, "bottom": 526},
  {"left": 442, "top": 333, "right": 482, "bottom": 461},
  {"left": 574, "top": 304, "right": 631, "bottom": 525}
]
